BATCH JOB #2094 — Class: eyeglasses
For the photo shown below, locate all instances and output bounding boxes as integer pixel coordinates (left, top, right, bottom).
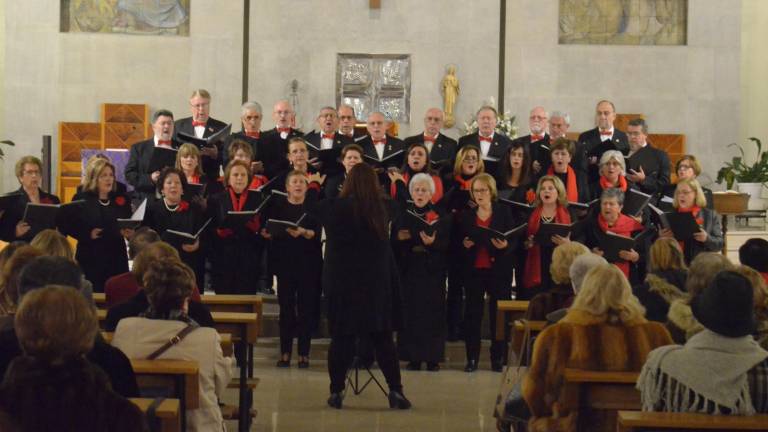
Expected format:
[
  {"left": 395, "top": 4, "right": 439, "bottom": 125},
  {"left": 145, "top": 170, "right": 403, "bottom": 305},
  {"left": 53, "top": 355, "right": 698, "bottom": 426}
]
[
  {"left": 191, "top": 103, "right": 209, "bottom": 109},
  {"left": 425, "top": 116, "right": 442, "bottom": 122},
  {"left": 22, "top": 169, "right": 40, "bottom": 176},
  {"left": 472, "top": 188, "right": 490, "bottom": 194},
  {"left": 678, "top": 164, "right": 693, "bottom": 170},
  {"left": 463, "top": 156, "right": 479, "bottom": 163}
]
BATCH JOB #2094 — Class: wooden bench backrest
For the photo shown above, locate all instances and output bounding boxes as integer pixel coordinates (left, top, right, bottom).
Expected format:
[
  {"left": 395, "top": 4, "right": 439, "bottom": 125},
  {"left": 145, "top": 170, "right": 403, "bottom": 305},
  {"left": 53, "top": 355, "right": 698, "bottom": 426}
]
[
  {"left": 129, "top": 398, "right": 180, "bottom": 432},
  {"left": 617, "top": 410, "right": 768, "bottom": 431},
  {"left": 563, "top": 369, "right": 641, "bottom": 432},
  {"left": 130, "top": 359, "right": 200, "bottom": 410}
]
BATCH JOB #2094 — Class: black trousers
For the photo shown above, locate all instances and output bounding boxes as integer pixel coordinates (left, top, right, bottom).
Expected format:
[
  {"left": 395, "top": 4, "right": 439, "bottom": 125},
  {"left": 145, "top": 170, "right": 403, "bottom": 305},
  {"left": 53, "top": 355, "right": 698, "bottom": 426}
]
[
  {"left": 328, "top": 331, "right": 402, "bottom": 394},
  {"left": 464, "top": 269, "right": 510, "bottom": 363},
  {"left": 446, "top": 262, "right": 464, "bottom": 331},
  {"left": 276, "top": 271, "right": 318, "bottom": 356}
]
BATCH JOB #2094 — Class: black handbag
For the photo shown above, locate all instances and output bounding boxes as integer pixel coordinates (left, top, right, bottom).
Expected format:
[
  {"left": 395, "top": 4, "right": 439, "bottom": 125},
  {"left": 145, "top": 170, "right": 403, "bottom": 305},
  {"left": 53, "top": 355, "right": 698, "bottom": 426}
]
[{"left": 494, "top": 320, "right": 534, "bottom": 428}]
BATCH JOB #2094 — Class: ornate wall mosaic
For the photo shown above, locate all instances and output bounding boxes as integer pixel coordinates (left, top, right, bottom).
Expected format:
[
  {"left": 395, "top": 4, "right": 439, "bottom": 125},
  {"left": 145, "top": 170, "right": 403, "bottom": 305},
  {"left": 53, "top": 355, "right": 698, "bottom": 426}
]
[
  {"left": 336, "top": 54, "right": 411, "bottom": 123},
  {"left": 559, "top": 0, "right": 687, "bottom": 46},
  {"left": 61, "top": 0, "right": 190, "bottom": 36}
]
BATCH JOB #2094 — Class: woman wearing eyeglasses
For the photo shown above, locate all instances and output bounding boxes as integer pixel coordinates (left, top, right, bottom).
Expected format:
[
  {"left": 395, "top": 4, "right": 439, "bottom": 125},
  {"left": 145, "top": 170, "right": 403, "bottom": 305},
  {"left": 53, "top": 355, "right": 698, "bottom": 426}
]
[
  {"left": 659, "top": 155, "right": 714, "bottom": 209},
  {"left": 0, "top": 156, "right": 61, "bottom": 243}
]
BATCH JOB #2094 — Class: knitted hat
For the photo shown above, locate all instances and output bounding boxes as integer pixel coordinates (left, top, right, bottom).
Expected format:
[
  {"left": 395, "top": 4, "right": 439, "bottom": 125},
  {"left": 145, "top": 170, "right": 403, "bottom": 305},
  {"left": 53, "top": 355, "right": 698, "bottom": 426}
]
[{"left": 692, "top": 270, "right": 756, "bottom": 338}]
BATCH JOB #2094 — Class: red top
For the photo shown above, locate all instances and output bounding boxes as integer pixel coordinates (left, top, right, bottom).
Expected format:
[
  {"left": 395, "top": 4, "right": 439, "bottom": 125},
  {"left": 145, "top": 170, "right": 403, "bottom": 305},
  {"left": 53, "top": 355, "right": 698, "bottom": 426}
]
[
  {"left": 474, "top": 215, "right": 493, "bottom": 269},
  {"left": 104, "top": 272, "right": 202, "bottom": 308}
]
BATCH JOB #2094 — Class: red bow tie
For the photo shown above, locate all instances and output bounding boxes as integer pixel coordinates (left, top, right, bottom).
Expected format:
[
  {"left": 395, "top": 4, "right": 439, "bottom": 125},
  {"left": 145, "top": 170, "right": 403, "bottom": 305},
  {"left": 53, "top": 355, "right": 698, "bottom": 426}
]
[
  {"left": 157, "top": 140, "right": 171, "bottom": 146},
  {"left": 373, "top": 139, "right": 386, "bottom": 145},
  {"left": 479, "top": 136, "right": 492, "bottom": 143},
  {"left": 600, "top": 130, "right": 612, "bottom": 136},
  {"left": 245, "top": 131, "right": 260, "bottom": 138},
  {"left": 277, "top": 127, "right": 291, "bottom": 133},
  {"left": 192, "top": 121, "right": 206, "bottom": 127},
  {"left": 423, "top": 135, "right": 436, "bottom": 143},
  {"left": 531, "top": 134, "right": 544, "bottom": 142},
  {"left": 322, "top": 133, "right": 335, "bottom": 140}
]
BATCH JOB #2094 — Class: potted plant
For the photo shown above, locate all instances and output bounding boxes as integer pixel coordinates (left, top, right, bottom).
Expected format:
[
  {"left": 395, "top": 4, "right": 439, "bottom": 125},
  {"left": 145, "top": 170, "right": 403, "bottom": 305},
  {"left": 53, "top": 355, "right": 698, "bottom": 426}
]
[
  {"left": 0, "top": 140, "right": 13, "bottom": 160},
  {"left": 716, "top": 137, "right": 768, "bottom": 210}
]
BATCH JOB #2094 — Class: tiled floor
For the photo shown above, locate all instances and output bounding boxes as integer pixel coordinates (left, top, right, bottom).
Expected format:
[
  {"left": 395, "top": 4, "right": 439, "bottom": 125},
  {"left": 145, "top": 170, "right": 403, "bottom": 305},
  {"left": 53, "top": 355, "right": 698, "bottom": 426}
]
[{"left": 222, "top": 358, "right": 502, "bottom": 432}]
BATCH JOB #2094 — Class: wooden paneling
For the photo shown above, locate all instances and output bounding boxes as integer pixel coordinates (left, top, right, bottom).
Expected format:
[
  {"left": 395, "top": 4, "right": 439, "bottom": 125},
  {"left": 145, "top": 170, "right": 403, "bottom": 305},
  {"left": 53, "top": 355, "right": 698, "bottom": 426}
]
[{"left": 101, "top": 103, "right": 150, "bottom": 149}]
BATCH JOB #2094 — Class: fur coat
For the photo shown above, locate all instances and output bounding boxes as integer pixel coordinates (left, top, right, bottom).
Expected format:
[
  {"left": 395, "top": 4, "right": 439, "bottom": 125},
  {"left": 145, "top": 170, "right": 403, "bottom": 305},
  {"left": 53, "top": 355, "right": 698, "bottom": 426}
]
[{"left": 522, "top": 309, "right": 673, "bottom": 431}]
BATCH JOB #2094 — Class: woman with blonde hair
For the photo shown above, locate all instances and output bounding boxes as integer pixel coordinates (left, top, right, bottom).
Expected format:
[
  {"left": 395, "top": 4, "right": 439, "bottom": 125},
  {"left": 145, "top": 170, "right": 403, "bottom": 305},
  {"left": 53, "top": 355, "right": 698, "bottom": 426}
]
[
  {"left": 30, "top": 229, "right": 74, "bottom": 260},
  {"left": 522, "top": 264, "right": 673, "bottom": 430},
  {"left": 525, "top": 241, "right": 589, "bottom": 321},
  {"left": 633, "top": 238, "right": 688, "bottom": 322},
  {"left": 58, "top": 157, "right": 132, "bottom": 292}
]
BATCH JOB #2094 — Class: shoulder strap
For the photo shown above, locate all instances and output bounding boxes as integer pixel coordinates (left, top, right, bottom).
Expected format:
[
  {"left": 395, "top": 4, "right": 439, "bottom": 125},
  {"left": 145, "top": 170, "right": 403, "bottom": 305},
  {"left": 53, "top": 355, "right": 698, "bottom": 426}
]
[{"left": 146, "top": 324, "right": 198, "bottom": 360}]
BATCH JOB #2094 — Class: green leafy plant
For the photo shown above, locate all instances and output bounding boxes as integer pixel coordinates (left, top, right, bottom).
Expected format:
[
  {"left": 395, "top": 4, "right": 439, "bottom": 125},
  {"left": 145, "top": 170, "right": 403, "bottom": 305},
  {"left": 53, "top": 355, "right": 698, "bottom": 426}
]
[
  {"left": 716, "top": 137, "right": 768, "bottom": 189},
  {"left": 0, "top": 140, "right": 14, "bottom": 160}
]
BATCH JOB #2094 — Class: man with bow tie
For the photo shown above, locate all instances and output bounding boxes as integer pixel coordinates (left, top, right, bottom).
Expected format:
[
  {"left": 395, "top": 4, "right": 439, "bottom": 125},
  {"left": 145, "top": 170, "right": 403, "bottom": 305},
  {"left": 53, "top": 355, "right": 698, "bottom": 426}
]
[
  {"left": 358, "top": 111, "right": 405, "bottom": 186},
  {"left": 125, "top": 109, "right": 181, "bottom": 205},
  {"left": 511, "top": 106, "right": 550, "bottom": 174},
  {"left": 403, "top": 108, "right": 457, "bottom": 177},
  {"left": 174, "top": 89, "right": 228, "bottom": 181},
  {"left": 337, "top": 104, "right": 363, "bottom": 140},
  {"left": 578, "top": 100, "right": 630, "bottom": 184},
  {"left": 457, "top": 105, "right": 511, "bottom": 177},
  {"left": 224, "top": 101, "right": 263, "bottom": 170},
  {"left": 304, "top": 106, "right": 353, "bottom": 176},
  {"left": 259, "top": 100, "right": 303, "bottom": 178}
]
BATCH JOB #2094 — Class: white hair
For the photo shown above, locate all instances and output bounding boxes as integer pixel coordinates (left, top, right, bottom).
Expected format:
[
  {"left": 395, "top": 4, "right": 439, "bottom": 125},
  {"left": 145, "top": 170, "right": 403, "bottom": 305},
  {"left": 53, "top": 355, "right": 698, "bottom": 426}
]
[
  {"left": 569, "top": 253, "right": 608, "bottom": 294},
  {"left": 241, "top": 101, "right": 262, "bottom": 116},
  {"left": 550, "top": 110, "right": 571, "bottom": 125},
  {"left": 408, "top": 173, "right": 435, "bottom": 196},
  {"left": 599, "top": 150, "right": 626, "bottom": 174}
]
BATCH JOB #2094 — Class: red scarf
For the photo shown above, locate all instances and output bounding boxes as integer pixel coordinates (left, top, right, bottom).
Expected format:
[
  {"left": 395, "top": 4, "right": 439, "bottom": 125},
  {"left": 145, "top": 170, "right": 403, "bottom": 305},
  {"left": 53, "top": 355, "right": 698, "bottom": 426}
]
[
  {"left": 249, "top": 175, "right": 268, "bottom": 190},
  {"left": 547, "top": 165, "right": 578, "bottom": 202},
  {"left": 390, "top": 172, "right": 444, "bottom": 203},
  {"left": 677, "top": 206, "right": 703, "bottom": 251},
  {"left": 187, "top": 175, "right": 200, "bottom": 185},
  {"left": 454, "top": 174, "right": 473, "bottom": 191},
  {"left": 524, "top": 205, "right": 571, "bottom": 288},
  {"left": 599, "top": 174, "right": 627, "bottom": 192},
  {"left": 228, "top": 187, "right": 249, "bottom": 212},
  {"left": 598, "top": 213, "right": 643, "bottom": 278}
]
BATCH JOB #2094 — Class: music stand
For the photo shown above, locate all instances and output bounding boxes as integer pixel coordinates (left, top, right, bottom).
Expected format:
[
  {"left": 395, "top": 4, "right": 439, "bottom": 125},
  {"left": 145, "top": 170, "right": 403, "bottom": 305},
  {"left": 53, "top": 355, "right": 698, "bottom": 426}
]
[{"left": 346, "top": 355, "right": 387, "bottom": 397}]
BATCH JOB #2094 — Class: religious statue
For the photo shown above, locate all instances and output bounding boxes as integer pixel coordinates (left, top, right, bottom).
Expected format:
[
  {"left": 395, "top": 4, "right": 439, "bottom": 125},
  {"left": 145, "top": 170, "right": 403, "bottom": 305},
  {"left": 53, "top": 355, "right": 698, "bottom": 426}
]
[{"left": 441, "top": 65, "right": 459, "bottom": 128}]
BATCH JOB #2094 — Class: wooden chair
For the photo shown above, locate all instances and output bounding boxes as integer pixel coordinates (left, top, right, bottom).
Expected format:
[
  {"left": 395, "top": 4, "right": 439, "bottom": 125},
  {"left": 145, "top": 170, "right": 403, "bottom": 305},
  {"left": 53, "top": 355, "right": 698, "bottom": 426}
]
[
  {"left": 130, "top": 359, "right": 198, "bottom": 432},
  {"left": 495, "top": 300, "right": 530, "bottom": 341},
  {"left": 562, "top": 369, "right": 641, "bottom": 432},
  {"left": 617, "top": 410, "right": 768, "bottom": 431},
  {"left": 129, "top": 398, "right": 180, "bottom": 432}
]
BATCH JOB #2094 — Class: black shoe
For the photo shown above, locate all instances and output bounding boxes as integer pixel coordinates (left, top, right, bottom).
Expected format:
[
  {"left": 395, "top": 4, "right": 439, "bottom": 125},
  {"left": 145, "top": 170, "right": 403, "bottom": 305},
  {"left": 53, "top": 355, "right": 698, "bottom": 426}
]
[
  {"left": 327, "top": 392, "right": 344, "bottom": 409},
  {"left": 298, "top": 359, "right": 310, "bottom": 369},
  {"left": 491, "top": 360, "right": 503, "bottom": 372},
  {"left": 406, "top": 361, "right": 421, "bottom": 371},
  {"left": 276, "top": 359, "right": 290, "bottom": 368},
  {"left": 464, "top": 359, "right": 478, "bottom": 372},
  {"left": 426, "top": 362, "right": 440, "bottom": 372},
  {"left": 388, "top": 390, "right": 412, "bottom": 409}
]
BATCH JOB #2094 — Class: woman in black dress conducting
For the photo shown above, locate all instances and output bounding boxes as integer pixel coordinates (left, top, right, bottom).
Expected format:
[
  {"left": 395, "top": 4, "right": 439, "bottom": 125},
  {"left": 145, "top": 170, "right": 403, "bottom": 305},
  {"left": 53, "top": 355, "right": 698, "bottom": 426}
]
[{"left": 305, "top": 163, "right": 411, "bottom": 410}]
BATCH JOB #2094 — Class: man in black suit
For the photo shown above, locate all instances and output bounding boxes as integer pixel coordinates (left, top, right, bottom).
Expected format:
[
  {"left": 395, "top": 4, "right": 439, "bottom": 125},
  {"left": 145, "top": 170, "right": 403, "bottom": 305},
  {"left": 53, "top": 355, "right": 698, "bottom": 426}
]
[
  {"left": 457, "top": 105, "right": 511, "bottom": 177},
  {"left": 578, "top": 100, "right": 630, "bottom": 184},
  {"left": 358, "top": 111, "right": 405, "bottom": 186},
  {"left": 125, "top": 109, "right": 180, "bottom": 205},
  {"left": 258, "top": 100, "right": 303, "bottom": 179},
  {"left": 510, "top": 106, "right": 550, "bottom": 175},
  {"left": 224, "top": 101, "right": 263, "bottom": 169},
  {"left": 304, "top": 106, "right": 353, "bottom": 175},
  {"left": 403, "top": 107, "right": 457, "bottom": 167},
  {"left": 174, "top": 89, "right": 228, "bottom": 181},
  {"left": 625, "top": 118, "right": 670, "bottom": 196},
  {"left": 338, "top": 104, "right": 364, "bottom": 140}
]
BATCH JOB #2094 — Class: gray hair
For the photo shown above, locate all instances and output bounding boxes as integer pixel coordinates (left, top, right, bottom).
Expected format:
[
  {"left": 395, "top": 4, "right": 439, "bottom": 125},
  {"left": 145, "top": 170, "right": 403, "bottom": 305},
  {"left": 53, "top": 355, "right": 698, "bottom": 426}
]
[
  {"left": 601, "top": 187, "right": 626, "bottom": 206},
  {"left": 241, "top": 101, "right": 262, "bottom": 116},
  {"left": 409, "top": 173, "right": 435, "bottom": 196},
  {"left": 599, "top": 150, "right": 626, "bottom": 173},
  {"left": 550, "top": 110, "right": 571, "bottom": 125},
  {"left": 151, "top": 109, "right": 174, "bottom": 124},
  {"left": 476, "top": 105, "right": 498, "bottom": 118},
  {"left": 569, "top": 253, "right": 607, "bottom": 294},
  {"left": 318, "top": 106, "right": 337, "bottom": 114}
]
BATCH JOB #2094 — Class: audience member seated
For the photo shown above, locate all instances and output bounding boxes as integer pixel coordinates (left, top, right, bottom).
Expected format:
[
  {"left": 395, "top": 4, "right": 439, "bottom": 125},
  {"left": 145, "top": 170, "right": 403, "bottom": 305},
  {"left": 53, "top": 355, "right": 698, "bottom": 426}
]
[
  {"left": 0, "top": 256, "right": 139, "bottom": 398},
  {"left": 0, "top": 286, "right": 145, "bottom": 431},
  {"left": 735, "top": 265, "right": 768, "bottom": 351},
  {"left": 545, "top": 253, "right": 607, "bottom": 324},
  {"left": 522, "top": 264, "right": 673, "bottom": 430},
  {"left": 112, "top": 259, "right": 233, "bottom": 432},
  {"left": 633, "top": 238, "right": 688, "bottom": 323},
  {"left": 0, "top": 245, "right": 43, "bottom": 318},
  {"left": 105, "top": 241, "right": 212, "bottom": 331},
  {"left": 666, "top": 252, "right": 734, "bottom": 343},
  {"left": 638, "top": 270, "right": 768, "bottom": 414},
  {"left": 29, "top": 228, "right": 74, "bottom": 260},
  {"left": 739, "top": 238, "right": 768, "bottom": 285},
  {"left": 524, "top": 241, "right": 589, "bottom": 321},
  {"left": 105, "top": 226, "right": 161, "bottom": 307}
]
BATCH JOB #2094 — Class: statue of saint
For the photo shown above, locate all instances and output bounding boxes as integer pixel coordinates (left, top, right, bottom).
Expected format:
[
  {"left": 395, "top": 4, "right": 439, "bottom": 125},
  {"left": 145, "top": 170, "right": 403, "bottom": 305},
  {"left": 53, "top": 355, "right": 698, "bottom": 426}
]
[{"left": 441, "top": 65, "right": 459, "bottom": 128}]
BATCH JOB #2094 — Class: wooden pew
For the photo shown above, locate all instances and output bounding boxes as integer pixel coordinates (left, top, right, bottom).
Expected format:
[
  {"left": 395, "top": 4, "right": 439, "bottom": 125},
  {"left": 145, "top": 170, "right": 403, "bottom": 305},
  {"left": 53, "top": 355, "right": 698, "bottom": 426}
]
[
  {"left": 495, "top": 300, "right": 529, "bottom": 341},
  {"left": 130, "top": 359, "right": 198, "bottom": 432},
  {"left": 562, "top": 369, "right": 641, "bottom": 432},
  {"left": 508, "top": 320, "right": 547, "bottom": 364},
  {"left": 129, "top": 398, "right": 180, "bottom": 432},
  {"left": 617, "top": 410, "right": 768, "bottom": 431}
]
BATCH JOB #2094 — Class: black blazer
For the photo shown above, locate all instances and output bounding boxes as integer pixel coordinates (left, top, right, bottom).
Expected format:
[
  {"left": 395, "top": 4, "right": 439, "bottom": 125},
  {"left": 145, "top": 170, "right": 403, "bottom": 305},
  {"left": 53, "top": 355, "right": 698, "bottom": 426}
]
[
  {"left": 124, "top": 138, "right": 182, "bottom": 203},
  {"left": 403, "top": 132, "right": 458, "bottom": 164},
  {"left": 459, "top": 202, "right": 516, "bottom": 282},
  {"left": 550, "top": 168, "right": 592, "bottom": 204},
  {"left": 304, "top": 130, "right": 353, "bottom": 176},
  {"left": 457, "top": 132, "right": 511, "bottom": 177},
  {"left": 0, "top": 187, "right": 61, "bottom": 242},
  {"left": 174, "top": 116, "right": 229, "bottom": 181},
  {"left": 223, "top": 131, "right": 260, "bottom": 168},
  {"left": 323, "top": 173, "right": 346, "bottom": 199},
  {"left": 679, "top": 207, "right": 724, "bottom": 264},
  {"left": 510, "top": 133, "right": 551, "bottom": 172},
  {"left": 578, "top": 127, "right": 630, "bottom": 184},
  {"left": 258, "top": 127, "right": 304, "bottom": 179},
  {"left": 626, "top": 143, "right": 671, "bottom": 196},
  {"left": 358, "top": 135, "right": 406, "bottom": 186}
]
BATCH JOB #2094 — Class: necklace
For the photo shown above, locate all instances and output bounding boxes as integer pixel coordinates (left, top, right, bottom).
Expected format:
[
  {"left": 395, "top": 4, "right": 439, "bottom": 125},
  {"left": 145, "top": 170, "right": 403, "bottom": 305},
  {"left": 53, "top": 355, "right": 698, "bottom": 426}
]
[
  {"left": 541, "top": 214, "right": 554, "bottom": 223},
  {"left": 98, "top": 198, "right": 110, "bottom": 206},
  {"left": 163, "top": 199, "right": 180, "bottom": 212}
]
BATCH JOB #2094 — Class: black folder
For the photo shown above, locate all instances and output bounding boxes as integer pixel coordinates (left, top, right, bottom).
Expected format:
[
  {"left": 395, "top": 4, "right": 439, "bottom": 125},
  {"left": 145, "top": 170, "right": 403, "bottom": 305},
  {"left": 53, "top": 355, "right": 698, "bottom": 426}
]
[
  {"left": 481, "top": 155, "right": 500, "bottom": 176},
  {"left": 177, "top": 124, "right": 232, "bottom": 149},
  {"left": 161, "top": 218, "right": 212, "bottom": 246},
  {"left": 533, "top": 220, "right": 585, "bottom": 247},
  {"left": 148, "top": 146, "right": 178, "bottom": 173},
  {"left": 404, "top": 210, "right": 442, "bottom": 237},
  {"left": 597, "top": 229, "right": 653, "bottom": 262},
  {"left": 622, "top": 188, "right": 653, "bottom": 217},
  {"left": 305, "top": 141, "right": 343, "bottom": 169},
  {"left": 265, "top": 213, "right": 307, "bottom": 238},
  {"left": 363, "top": 149, "right": 405, "bottom": 170},
  {"left": 499, "top": 198, "right": 535, "bottom": 218},
  {"left": 22, "top": 200, "right": 85, "bottom": 231},
  {"left": 648, "top": 203, "right": 701, "bottom": 240},
  {"left": 116, "top": 199, "right": 147, "bottom": 230},
  {"left": 185, "top": 182, "right": 207, "bottom": 198},
  {"left": 568, "top": 198, "right": 600, "bottom": 212},
  {"left": 471, "top": 222, "right": 528, "bottom": 244},
  {"left": 224, "top": 195, "right": 271, "bottom": 228}
]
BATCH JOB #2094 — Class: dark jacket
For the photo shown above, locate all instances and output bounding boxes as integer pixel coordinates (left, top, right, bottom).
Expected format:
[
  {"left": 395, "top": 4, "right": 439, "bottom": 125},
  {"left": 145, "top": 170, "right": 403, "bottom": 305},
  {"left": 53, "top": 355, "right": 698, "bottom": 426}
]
[
  {"left": 0, "top": 356, "right": 146, "bottom": 432},
  {"left": 0, "top": 187, "right": 60, "bottom": 242},
  {"left": 633, "top": 269, "right": 688, "bottom": 323},
  {"left": 459, "top": 202, "right": 517, "bottom": 283},
  {"left": 174, "top": 116, "right": 229, "bottom": 181},
  {"left": 578, "top": 127, "right": 630, "bottom": 184},
  {"left": 104, "top": 290, "right": 214, "bottom": 332},
  {"left": 525, "top": 283, "right": 574, "bottom": 321},
  {"left": 510, "top": 133, "right": 552, "bottom": 173},
  {"left": 223, "top": 130, "right": 260, "bottom": 168},
  {"left": 258, "top": 127, "right": 304, "bottom": 179},
  {"left": 626, "top": 143, "right": 671, "bottom": 196},
  {"left": 304, "top": 130, "right": 353, "bottom": 176},
  {"left": 457, "top": 132, "right": 511, "bottom": 177},
  {"left": 403, "top": 132, "right": 458, "bottom": 166},
  {"left": 124, "top": 138, "right": 181, "bottom": 204}
]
